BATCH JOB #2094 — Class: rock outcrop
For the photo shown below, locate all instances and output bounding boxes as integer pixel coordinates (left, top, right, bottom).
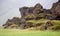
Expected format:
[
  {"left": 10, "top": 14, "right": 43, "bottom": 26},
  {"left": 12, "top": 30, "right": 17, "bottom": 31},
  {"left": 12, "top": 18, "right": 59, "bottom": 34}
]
[
  {"left": 51, "top": 0, "right": 60, "bottom": 20},
  {"left": 3, "top": 0, "right": 60, "bottom": 30},
  {"left": 3, "top": 17, "right": 21, "bottom": 28},
  {"left": 19, "top": 3, "right": 43, "bottom": 17},
  {"left": 19, "top": 0, "right": 60, "bottom": 20}
]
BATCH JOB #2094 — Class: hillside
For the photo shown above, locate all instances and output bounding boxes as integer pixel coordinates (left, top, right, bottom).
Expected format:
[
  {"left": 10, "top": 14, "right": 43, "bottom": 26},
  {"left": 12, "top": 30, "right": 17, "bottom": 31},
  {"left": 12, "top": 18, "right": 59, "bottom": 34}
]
[{"left": 3, "top": 0, "right": 60, "bottom": 30}]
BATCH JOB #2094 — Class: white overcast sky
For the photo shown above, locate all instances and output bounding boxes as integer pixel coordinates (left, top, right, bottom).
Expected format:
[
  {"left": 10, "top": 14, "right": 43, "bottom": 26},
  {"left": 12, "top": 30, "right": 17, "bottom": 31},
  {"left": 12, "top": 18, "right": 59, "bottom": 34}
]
[{"left": 0, "top": 0, "right": 58, "bottom": 26}]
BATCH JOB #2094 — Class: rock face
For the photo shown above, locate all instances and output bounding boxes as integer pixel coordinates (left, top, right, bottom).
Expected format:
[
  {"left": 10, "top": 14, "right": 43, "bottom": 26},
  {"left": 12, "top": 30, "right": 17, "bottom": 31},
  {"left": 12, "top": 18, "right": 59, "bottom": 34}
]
[
  {"left": 19, "top": 3, "right": 43, "bottom": 17},
  {"left": 51, "top": 0, "right": 60, "bottom": 20},
  {"left": 3, "top": 17, "right": 21, "bottom": 28},
  {"left": 3, "top": 0, "right": 60, "bottom": 29},
  {"left": 19, "top": 0, "right": 60, "bottom": 20},
  {"left": 19, "top": 7, "right": 30, "bottom": 17}
]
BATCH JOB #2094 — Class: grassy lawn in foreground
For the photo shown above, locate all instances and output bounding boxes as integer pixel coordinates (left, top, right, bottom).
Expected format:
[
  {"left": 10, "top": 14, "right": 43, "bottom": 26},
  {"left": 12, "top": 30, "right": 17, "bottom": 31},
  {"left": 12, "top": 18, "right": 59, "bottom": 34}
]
[{"left": 0, "top": 29, "right": 60, "bottom": 36}]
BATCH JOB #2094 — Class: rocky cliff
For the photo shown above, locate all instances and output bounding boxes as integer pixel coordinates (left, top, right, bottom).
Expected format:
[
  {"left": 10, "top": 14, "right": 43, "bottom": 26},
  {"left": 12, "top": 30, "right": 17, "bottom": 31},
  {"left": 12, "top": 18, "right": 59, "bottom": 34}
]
[
  {"left": 19, "top": 0, "right": 60, "bottom": 20},
  {"left": 3, "top": 0, "right": 60, "bottom": 30}
]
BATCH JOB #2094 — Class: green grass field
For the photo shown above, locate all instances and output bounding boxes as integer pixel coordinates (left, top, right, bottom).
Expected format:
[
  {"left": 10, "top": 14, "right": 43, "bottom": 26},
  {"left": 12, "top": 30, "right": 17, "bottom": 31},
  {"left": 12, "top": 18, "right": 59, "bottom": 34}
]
[{"left": 0, "top": 29, "right": 60, "bottom": 36}]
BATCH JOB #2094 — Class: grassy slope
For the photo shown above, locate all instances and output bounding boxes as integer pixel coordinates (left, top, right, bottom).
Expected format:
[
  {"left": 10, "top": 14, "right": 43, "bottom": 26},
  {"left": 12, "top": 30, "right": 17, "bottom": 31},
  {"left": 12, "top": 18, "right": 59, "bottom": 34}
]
[
  {"left": 27, "top": 19, "right": 49, "bottom": 24},
  {"left": 0, "top": 20, "right": 60, "bottom": 36},
  {"left": 0, "top": 29, "right": 60, "bottom": 36},
  {"left": 27, "top": 19, "right": 60, "bottom": 25}
]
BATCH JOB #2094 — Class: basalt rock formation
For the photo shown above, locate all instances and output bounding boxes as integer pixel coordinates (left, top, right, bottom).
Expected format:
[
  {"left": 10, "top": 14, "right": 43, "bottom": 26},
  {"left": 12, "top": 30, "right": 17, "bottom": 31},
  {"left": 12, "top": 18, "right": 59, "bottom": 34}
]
[{"left": 3, "top": 0, "right": 60, "bottom": 30}]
